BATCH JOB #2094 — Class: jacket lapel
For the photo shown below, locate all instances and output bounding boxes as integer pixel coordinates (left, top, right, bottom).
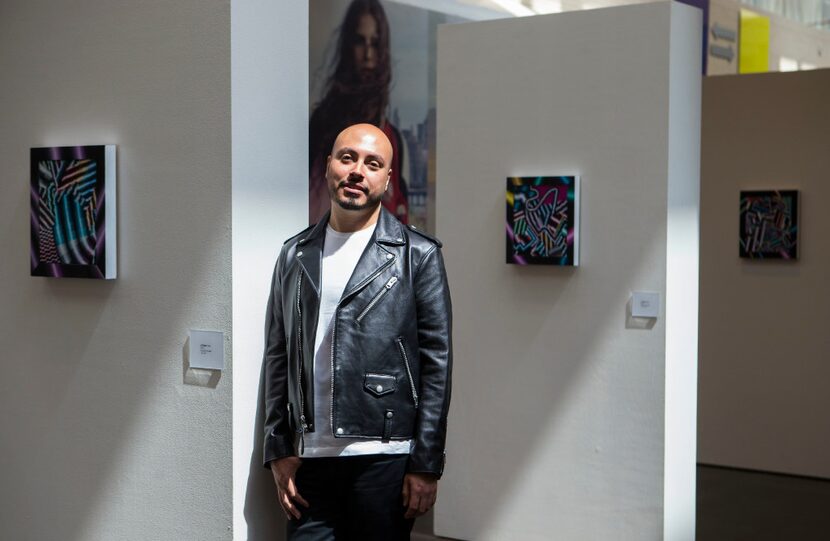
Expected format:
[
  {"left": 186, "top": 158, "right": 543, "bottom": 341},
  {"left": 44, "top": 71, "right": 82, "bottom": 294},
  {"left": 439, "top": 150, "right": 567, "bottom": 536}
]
[
  {"left": 341, "top": 208, "right": 406, "bottom": 303},
  {"left": 295, "top": 214, "right": 327, "bottom": 296},
  {"left": 294, "top": 215, "right": 327, "bottom": 396},
  {"left": 296, "top": 208, "right": 406, "bottom": 304}
]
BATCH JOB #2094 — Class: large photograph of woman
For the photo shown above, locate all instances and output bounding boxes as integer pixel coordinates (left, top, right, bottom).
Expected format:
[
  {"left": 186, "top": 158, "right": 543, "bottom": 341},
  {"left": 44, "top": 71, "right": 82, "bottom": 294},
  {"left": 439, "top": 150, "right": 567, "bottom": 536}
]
[{"left": 309, "top": 0, "right": 465, "bottom": 232}]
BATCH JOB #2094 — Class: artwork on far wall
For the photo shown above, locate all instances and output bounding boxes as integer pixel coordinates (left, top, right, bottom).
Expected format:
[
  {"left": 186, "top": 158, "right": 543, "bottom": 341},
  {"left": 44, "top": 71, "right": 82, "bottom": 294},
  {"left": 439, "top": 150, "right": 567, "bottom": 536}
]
[
  {"left": 739, "top": 189, "right": 798, "bottom": 260},
  {"left": 30, "top": 145, "right": 117, "bottom": 279},
  {"left": 506, "top": 176, "right": 580, "bottom": 266}
]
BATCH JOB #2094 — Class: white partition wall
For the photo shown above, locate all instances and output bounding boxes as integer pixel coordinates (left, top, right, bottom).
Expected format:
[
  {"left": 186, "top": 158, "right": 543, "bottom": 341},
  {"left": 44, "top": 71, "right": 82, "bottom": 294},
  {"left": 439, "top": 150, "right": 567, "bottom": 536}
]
[
  {"left": 698, "top": 70, "right": 830, "bottom": 480},
  {"left": 434, "top": 3, "right": 701, "bottom": 540},
  {"left": 0, "top": 1, "right": 232, "bottom": 539},
  {"left": 232, "top": 0, "right": 309, "bottom": 539}
]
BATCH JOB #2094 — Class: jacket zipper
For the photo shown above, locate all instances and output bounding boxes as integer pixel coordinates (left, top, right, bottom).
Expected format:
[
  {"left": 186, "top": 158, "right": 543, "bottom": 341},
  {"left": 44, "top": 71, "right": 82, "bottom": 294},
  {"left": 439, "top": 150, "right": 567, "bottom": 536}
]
[
  {"left": 396, "top": 338, "right": 419, "bottom": 408},
  {"left": 355, "top": 276, "right": 398, "bottom": 324},
  {"left": 332, "top": 256, "right": 397, "bottom": 437},
  {"left": 296, "top": 273, "right": 307, "bottom": 454}
]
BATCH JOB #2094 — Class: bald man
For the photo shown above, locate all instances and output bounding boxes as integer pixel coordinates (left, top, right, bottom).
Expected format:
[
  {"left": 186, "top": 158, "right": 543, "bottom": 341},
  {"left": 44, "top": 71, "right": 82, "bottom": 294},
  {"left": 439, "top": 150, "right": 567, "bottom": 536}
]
[{"left": 262, "top": 124, "right": 453, "bottom": 540}]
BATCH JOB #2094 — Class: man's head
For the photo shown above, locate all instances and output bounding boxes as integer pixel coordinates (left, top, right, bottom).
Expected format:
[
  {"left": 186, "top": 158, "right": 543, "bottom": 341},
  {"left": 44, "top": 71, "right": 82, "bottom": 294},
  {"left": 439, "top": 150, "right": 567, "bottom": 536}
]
[{"left": 325, "top": 123, "right": 393, "bottom": 213}]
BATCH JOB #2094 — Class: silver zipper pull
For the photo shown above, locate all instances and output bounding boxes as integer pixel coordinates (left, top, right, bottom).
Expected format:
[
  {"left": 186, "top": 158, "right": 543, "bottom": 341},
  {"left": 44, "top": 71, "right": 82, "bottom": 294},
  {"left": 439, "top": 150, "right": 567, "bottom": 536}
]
[
  {"left": 299, "top": 414, "right": 307, "bottom": 454},
  {"left": 385, "top": 276, "right": 398, "bottom": 289}
]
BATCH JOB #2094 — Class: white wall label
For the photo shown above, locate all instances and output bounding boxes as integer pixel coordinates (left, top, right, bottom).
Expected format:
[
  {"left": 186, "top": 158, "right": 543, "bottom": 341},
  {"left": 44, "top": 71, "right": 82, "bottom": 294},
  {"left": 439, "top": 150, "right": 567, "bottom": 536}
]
[
  {"left": 189, "top": 329, "right": 225, "bottom": 370},
  {"left": 631, "top": 291, "right": 660, "bottom": 318}
]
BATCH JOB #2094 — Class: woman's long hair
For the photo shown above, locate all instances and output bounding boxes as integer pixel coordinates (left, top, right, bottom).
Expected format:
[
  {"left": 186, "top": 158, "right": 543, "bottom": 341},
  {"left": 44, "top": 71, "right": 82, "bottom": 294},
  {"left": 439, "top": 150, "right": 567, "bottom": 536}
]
[{"left": 309, "top": 0, "right": 392, "bottom": 169}]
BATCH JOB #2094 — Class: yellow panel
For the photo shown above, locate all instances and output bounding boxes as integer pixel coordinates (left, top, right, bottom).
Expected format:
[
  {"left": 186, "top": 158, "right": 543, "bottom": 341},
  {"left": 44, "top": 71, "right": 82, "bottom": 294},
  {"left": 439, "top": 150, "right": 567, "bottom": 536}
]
[{"left": 739, "top": 9, "right": 770, "bottom": 74}]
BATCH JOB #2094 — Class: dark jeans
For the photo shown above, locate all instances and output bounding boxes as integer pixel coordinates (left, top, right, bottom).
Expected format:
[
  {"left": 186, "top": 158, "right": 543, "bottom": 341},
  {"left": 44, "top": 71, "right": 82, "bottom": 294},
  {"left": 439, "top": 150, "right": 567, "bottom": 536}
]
[{"left": 287, "top": 454, "right": 414, "bottom": 541}]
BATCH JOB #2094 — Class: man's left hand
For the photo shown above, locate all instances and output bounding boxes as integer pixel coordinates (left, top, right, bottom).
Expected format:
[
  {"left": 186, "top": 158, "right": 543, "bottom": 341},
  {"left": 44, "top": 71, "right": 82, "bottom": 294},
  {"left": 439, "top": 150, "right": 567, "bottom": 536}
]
[{"left": 402, "top": 472, "right": 438, "bottom": 519}]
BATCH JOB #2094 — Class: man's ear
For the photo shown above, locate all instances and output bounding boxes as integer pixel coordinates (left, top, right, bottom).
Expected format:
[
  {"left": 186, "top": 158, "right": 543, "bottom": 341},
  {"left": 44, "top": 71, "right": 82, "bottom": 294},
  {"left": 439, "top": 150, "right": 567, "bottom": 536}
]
[{"left": 385, "top": 169, "right": 391, "bottom": 190}]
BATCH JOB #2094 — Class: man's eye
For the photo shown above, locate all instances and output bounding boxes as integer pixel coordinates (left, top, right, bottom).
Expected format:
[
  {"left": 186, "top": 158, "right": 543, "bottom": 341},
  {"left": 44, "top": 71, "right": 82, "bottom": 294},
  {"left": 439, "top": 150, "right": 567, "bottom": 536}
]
[
  {"left": 341, "top": 155, "right": 354, "bottom": 162},
  {"left": 368, "top": 162, "right": 380, "bottom": 169}
]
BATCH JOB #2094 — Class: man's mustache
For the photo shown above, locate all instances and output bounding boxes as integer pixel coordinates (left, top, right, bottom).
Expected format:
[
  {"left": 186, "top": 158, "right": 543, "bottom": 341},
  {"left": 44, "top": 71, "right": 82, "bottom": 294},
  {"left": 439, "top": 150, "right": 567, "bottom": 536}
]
[{"left": 338, "top": 179, "right": 368, "bottom": 194}]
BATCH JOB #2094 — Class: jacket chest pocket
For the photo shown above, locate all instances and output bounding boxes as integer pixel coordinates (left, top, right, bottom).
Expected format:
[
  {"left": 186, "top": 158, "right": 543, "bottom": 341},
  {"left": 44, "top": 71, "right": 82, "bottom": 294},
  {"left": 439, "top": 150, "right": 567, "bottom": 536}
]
[
  {"left": 355, "top": 276, "right": 398, "bottom": 324},
  {"left": 364, "top": 373, "right": 397, "bottom": 397}
]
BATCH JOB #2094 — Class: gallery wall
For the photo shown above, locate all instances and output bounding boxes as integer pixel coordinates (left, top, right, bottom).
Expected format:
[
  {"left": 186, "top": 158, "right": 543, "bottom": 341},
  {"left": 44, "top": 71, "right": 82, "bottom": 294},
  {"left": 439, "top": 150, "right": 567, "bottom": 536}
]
[
  {"left": 434, "top": 3, "right": 700, "bottom": 540},
  {"left": 0, "top": 1, "right": 232, "bottom": 540},
  {"left": 231, "top": 0, "right": 309, "bottom": 539},
  {"left": 698, "top": 68, "right": 830, "bottom": 479}
]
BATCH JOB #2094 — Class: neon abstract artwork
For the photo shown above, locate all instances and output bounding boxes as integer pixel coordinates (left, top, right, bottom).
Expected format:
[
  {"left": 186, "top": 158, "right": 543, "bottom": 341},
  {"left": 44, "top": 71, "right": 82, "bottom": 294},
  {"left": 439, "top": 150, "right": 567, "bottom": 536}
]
[
  {"left": 506, "top": 176, "right": 580, "bottom": 266},
  {"left": 30, "top": 145, "right": 117, "bottom": 279},
  {"left": 739, "top": 190, "right": 798, "bottom": 260}
]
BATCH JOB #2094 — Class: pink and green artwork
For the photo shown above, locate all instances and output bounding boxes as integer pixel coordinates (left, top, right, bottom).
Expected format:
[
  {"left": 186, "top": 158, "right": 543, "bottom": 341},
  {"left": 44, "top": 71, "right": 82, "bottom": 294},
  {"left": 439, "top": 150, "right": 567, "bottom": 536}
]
[
  {"left": 506, "top": 176, "right": 579, "bottom": 266},
  {"left": 739, "top": 189, "right": 798, "bottom": 260},
  {"left": 30, "top": 145, "right": 117, "bottom": 279}
]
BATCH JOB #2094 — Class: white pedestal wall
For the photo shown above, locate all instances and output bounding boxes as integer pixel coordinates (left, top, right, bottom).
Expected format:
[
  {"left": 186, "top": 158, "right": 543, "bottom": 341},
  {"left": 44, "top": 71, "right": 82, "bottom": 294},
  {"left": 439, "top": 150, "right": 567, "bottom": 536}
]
[
  {"left": 231, "top": 1, "right": 309, "bottom": 540},
  {"left": 434, "top": 3, "right": 700, "bottom": 540},
  {"left": 698, "top": 69, "right": 830, "bottom": 480},
  {"left": 0, "top": 1, "right": 232, "bottom": 539}
]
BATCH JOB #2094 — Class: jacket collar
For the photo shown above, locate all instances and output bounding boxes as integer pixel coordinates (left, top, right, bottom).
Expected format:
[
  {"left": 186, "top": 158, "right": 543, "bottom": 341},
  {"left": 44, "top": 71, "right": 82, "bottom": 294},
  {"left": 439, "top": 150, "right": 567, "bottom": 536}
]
[{"left": 295, "top": 207, "right": 405, "bottom": 297}]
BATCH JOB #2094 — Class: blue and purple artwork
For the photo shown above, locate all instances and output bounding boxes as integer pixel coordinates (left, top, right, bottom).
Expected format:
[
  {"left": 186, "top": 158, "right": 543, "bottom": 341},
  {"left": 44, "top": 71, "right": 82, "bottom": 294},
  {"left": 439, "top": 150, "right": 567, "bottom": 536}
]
[
  {"left": 30, "top": 145, "right": 117, "bottom": 279},
  {"left": 506, "top": 176, "right": 580, "bottom": 266},
  {"left": 739, "top": 189, "right": 798, "bottom": 260}
]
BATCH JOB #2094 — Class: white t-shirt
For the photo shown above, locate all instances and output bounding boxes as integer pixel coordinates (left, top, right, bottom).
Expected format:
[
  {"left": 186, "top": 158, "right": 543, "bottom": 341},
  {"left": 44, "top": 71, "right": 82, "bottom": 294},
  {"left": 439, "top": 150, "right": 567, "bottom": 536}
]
[{"left": 301, "top": 223, "right": 412, "bottom": 457}]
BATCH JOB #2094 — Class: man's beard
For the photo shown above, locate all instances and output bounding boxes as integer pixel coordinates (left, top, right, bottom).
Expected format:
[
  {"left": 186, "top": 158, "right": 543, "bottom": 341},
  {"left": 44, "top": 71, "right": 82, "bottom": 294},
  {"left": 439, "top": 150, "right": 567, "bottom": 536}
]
[{"left": 330, "top": 180, "right": 383, "bottom": 211}]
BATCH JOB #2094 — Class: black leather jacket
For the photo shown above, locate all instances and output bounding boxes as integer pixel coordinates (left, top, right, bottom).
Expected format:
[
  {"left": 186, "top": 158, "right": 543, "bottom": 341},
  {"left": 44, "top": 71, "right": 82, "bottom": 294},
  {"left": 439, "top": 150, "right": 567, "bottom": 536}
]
[{"left": 262, "top": 208, "right": 452, "bottom": 477}]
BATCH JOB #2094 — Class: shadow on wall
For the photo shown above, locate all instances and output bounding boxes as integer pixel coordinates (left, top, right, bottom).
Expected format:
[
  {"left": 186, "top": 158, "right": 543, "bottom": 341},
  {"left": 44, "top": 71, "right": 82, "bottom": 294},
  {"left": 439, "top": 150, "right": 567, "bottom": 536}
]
[
  {"left": 0, "top": 273, "right": 120, "bottom": 540},
  {"left": 1, "top": 205, "right": 232, "bottom": 541},
  {"left": 1, "top": 181, "right": 232, "bottom": 540},
  {"left": 244, "top": 367, "right": 287, "bottom": 539}
]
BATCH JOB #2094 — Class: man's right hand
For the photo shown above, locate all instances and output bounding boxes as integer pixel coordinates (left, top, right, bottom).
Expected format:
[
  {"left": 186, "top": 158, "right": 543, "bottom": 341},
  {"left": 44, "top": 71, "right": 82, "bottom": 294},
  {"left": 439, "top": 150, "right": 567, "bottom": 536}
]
[{"left": 270, "top": 456, "right": 309, "bottom": 520}]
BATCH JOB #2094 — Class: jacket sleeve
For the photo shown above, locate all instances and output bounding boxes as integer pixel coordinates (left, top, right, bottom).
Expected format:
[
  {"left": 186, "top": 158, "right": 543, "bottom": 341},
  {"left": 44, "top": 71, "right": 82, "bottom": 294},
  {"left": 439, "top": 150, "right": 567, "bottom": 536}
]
[
  {"left": 262, "top": 248, "right": 295, "bottom": 467},
  {"left": 408, "top": 245, "right": 453, "bottom": 478}
]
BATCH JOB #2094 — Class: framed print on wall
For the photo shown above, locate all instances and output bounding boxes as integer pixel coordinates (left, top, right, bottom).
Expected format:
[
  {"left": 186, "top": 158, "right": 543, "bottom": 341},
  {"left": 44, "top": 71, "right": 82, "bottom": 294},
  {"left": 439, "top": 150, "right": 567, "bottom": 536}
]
[
  {"left": 739, "top": 189, "right": 798, "bottom": 260},
  {"left": 506, "top": 175, "right": 580, "bottom": 266},
  {"left": 30, "top": 145, "right": 117, "bottom": 279},
  {"left": 308, "top": 0, "right": 469, "bottom": 233}
]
